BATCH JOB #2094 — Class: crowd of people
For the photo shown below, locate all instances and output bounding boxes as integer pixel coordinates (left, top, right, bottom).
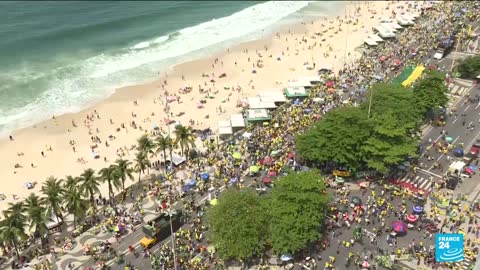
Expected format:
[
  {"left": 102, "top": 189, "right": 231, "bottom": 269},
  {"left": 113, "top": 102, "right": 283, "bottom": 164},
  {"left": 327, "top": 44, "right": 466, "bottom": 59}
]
[{"left": 28, "top": 1, "right": 480, "bottom": 270}]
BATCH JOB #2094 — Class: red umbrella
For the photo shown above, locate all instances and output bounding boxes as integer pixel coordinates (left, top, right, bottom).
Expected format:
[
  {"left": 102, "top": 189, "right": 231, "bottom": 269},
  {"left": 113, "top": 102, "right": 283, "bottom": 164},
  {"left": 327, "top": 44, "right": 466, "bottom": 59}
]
[
  {"left": 358, "top": 182, "right": 368, "bottom": 188},
  {"left": 268, "top": 171, "right": 277, "bottom": 177},
  {"left": 264, "top": 156, "right": 273, "bottom": 165},
  {"left": 262, "top": 176, "right": 272, "bottom": 184},
  {"left": 326, "top": 81, "right": 334, "bottom": 87},
  {"left": 361, "top": 261, "right": 370, "bottom": 268},
  {"left": 393, "top": 59, "right": 401, "bottom": 66},
  {"left": 392, "top": 221, "right": 407, "bottom": 233},
  {"left": 406, "top": 214, "right": 417, "bottom": 223},
  {"left": 379, "top": 56, "right": 386, "bottom": 62}
]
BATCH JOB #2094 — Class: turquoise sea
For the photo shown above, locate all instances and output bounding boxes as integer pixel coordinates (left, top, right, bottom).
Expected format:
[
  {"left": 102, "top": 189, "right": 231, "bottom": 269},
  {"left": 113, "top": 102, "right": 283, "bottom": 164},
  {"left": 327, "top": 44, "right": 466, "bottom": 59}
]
[{"left": 0, "top": 1, "right": 345, "bottom": 136}]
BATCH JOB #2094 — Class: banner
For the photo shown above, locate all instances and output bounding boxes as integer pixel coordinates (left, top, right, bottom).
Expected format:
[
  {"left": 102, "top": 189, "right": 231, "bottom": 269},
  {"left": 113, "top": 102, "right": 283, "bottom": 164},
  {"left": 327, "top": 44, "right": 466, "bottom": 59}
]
[{"left": 435, "top": 233, "right": 464, "bottom": 262}]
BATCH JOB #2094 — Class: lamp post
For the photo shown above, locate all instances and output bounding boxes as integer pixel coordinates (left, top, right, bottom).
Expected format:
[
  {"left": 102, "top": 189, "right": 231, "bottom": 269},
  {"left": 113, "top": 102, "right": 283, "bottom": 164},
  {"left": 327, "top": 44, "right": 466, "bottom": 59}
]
[{"left": 168, "top": 205, "right": 178, "bottom": 270}]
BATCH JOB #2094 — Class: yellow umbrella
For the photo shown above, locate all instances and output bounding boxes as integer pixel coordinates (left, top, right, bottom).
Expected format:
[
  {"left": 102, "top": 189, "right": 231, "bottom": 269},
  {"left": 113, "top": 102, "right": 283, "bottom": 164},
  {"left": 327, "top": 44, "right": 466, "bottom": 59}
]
[
  {"left": 232, "top": 152, "right": 242, "bottom": 159},
  {"left": 210, "top": 198, "right": 218, "bottom": 206}
]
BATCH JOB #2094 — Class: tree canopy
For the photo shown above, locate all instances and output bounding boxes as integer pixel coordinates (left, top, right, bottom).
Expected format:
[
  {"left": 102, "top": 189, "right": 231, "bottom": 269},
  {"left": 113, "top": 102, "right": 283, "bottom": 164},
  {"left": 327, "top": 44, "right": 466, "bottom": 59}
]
[
  {"left": 268, "top": 171, "right": 330, "bottom": 254},
  {"left": 206, "top": 189, "right": 269, "bottom": 262},
  {"left": 457, "top": 55, "right": 480, "bottom": 80},
  {"left": 295, "top": 106, "right": 371, "bottom": 170},
  {"left": 412, "top": 70, "right": 449, "bottom": 118}
]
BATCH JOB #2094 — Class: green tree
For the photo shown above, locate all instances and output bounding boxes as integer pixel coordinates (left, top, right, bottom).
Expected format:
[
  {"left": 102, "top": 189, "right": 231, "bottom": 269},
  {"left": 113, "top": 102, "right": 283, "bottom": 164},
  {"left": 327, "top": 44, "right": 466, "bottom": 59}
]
[
  {"left": 41, "top": 176, "right": 65, "bottom": 223},
  {"left": 64, "top": 184, "right": 89, "bottom": 229},
  {"left": 99, "top": 165, "right": 122, "bottom": 203},
  {"left": 295, "top": 106, "right": 371, "bottom": 170},
  {"left": 115, "top": 159, "right": 134, "bottom": 192},
  {"left": 362, "top": 83, "right": 422, "bottom": 132},
  {"left": 412, "top": 71, "right": 449, "bottom": 118},
  {"left": 268, "top": 171, "right": 330, "bottom": 254},
  {"left": 134, "top": 151, "right": 150, "bottom": 185},
  {"left": 0, "top": 202, "right": 28, "bottom": 259},
  {"left": 362, "top": 111, "right": 419, "bottom": 174},
  {"left": 79, "top": 168, "right": 100, "bottom": 211},
  {"left": 173, "top": 125, "right": 195, "bottom": 158},
  {"left": 137, "top": 134, "right": 155, "bottom": 160},
  {"left": 206, "top": 189, "right": 269, "bottom": 263},
  {"left": 155, "top": 134, "right": 170, "bottom": 173},
  {"left": 63, "top": 175, "right": 78, "bottom": 191},
  {"left": 24, "top": 193, "right": 50, "bottom": 246},
  {"left": 457, "top": 55, "right": 480, "bottom": 79}
]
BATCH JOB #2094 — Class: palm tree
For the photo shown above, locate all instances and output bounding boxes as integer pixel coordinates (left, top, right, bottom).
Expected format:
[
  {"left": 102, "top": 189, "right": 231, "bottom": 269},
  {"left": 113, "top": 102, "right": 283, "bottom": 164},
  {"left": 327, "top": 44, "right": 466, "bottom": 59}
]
[
  {"left": 0, "top": 202, "right": 28, "bottom": 260},
  {"left": 64, "top": 184, "right": 88, "bottom": 230},
  {"left": 115, "top": 159, "right": 134, "bottom": 191},
  {"left": 174, "top": 124, "right": 196, "bottom": 159},
  {"left": 99, "top": 165, "right": 122, "bottom": 203},
  {"left": 41, "top": 176, "right": 65, "bottom": 223},
  {"left": 137, "top": 134, "right": 155, "bottom": 160},
  {"left": 134, "top": 151, "right": 149, "bottom": 186},
  {"left": 24, "top": 193, "right": 50, "bottom": 246},
  {"left": 155, "top": 134, "right": 170, "bottom": 173},
  {"left": 79, "top": 168, "right": 100, "bottom": 211},
  {"left": 63, "top": 175, "right": 78, "bottom": 191}
]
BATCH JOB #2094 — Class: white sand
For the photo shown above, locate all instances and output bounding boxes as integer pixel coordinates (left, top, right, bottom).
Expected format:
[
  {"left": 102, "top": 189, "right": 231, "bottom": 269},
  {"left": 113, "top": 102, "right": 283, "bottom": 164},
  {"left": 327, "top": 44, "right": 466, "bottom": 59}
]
[{"left": 0, "top": 1, "right": 421, "bottom": 210}]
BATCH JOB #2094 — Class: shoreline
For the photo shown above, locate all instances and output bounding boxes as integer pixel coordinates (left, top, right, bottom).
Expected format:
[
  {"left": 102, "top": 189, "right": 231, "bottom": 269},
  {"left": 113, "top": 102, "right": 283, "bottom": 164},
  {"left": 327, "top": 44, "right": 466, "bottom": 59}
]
[{"left": 0, "top": 1, "right": 407, "bottom": 210}]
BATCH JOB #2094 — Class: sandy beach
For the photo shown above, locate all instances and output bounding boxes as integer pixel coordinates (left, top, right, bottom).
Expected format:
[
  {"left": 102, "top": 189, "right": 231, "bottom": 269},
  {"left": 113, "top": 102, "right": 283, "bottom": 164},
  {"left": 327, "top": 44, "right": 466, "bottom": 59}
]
[{"left": 0, "top": 1, "right": 418, "bottom": 210}]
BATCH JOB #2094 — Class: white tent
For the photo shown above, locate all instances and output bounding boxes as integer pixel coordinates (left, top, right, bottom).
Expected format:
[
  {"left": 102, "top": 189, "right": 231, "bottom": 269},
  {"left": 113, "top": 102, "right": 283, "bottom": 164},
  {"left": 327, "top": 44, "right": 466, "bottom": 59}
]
[
  {"left": 230, "top": 114, "right": 245, "bottom": 128},
  {"left": 259, "top": 91, "right": 287, "bottom": 103},
  {"left": 397, "top": 16, "right": 414, "bottom": 26},
  {"left": 369, "top": 34, "right": 384, "bottom": 42},
  {"left": 247, "top": 96, "right": 277, "bottom": 109},
  {"left": 402, "top": 14, "right": 416, "bottom": 22},
  {"left": 364, "top": 38, "right": 378, "bottom": 46},
  {"left": 218, "top": 126, "right": 233, "bottom": 135},
  {"left": 246, "top": 109, "right": 271, "bottom": 122},
  {"left": 389, "top": 22, "right": 403, "bottom": 30},
  {"left": 374, "top": 25, "right": 395, "bottom": 38},
  {"left": 171, "top": 154, "right": 186, "bottom": 166},
  {"left": 381, "top": 23, "right": 398, "bottom": 32}
]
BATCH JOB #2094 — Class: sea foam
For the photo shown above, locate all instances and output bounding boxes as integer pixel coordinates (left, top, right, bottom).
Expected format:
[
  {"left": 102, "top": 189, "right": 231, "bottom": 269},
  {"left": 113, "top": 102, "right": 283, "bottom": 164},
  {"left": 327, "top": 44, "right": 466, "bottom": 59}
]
[{"left": 0, "top": 1, "right": 312, "bottom": 136}]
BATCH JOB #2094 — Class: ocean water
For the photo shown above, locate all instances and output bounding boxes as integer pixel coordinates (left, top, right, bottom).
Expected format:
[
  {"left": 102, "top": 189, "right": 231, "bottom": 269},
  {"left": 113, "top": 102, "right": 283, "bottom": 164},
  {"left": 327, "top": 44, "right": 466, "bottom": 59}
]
[{"left": 0, "top": 1, "right": 345, "bottom": 136}]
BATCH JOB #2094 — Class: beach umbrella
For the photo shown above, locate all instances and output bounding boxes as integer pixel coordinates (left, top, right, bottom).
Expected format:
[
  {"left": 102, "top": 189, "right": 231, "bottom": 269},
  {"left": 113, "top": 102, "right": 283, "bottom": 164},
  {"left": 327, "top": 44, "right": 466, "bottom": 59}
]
[
  {"left": 294, "top": 99, "right": 301, "bottom": 105},
  {"left": 469, "top": 165, "right": 477, "bottom": 171},
  {"left": 210, "top": 199, "right": 218, "bottom": 206},
  {"left": 264, "top": 156, "right": 273, "bottom": 165},
  {"left": 201, "top": 172, "right": 209, "bottom": 181},
  {"left": 187, "top": 179, "right": 197, "bottom": 186},
  {"left": 406, "top": 214, "right": 417, "bottom": 223},
  {"left": 336, "top": 177, "right": 345, "bottom": 184},
  {"left": 326, "top": 81, "right": 334, "bottom": 87},
  {"left": 446, "top": 136, "right": 453, "bottom": 143},
  {"left": 249, "top": 165, "right": 260, "bottom": 173},
  {"left": 361, "top": 261, "right": 370, "bottom": 268},
  {"left": 453, "top": 148, "right": 464, "bottom": 157},
  {"left": 271, "top": 150, "right": 281, "bottom": 157},
  {"left": 268, "top": 171, "right": 277, "bottom": 177},
  {"left": 262, "top": 176, "right": 272, "bottom": 184},
  {"left": 280, "top": 254, "right": 293, "bottom": 262},
  {"left": 232, "top": 152, "right": 242, "bottom": 160},
  {"left": 328, "top": 87, "right": 335, "bottom": 93},
  {"left": 412, "top": 205, "right": 423, "bottom": 214},
  {"left": 392, "top": 221, "right": 407, "bottom": 233},
  {"left": 182, "top": 185, "right": 192, "bottom": 192},
  {"left": 351, "top": 196, "right": 362, "bottom": 205},
  {"left": 230, "top": 177, "right": 238, "bottom": 184},
  {"left": 379, "top": 56, "right": 387, "bottom": 62},
  {"left": 358, "top": 182, "right": 368, "bottom": 188}
]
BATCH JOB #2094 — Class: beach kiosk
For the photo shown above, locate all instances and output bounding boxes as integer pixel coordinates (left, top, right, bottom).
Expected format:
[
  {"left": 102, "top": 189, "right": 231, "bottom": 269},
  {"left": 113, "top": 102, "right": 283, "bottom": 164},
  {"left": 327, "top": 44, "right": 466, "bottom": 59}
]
[
  {"left": 397, "top": 16, "right": 414, "bottom": 26},
  {"left": 374, "top": 25, "right": 395, "bottom": 38},
  {"left": 246, "top": 109, "right": 271, "bottom": 124},
  {"left": 230, "top": 113, "right": 245, "bottom": 133},
  {"left": 364, "top": 37, "right": 378, "bottom": 46},
  {"left": 299, "top": 75, "right": 324, "bottom": 85},
  {"left": 259, "top": 90, "right": 287, "bottom": 104},
  {"left": 284, "top": 86, "right": 308, "bottom": 99},
  {"left": 217, "top": 120, "right": 233, "bottom": 139},
  {"left": 288, "top": 80, "right": 313, "bottom": 89},
  {"left": 247, "top": 96, "right": 277, "bottom": 110},
  {"left": 369, "top": 34, "right": 384, "bottom": 43}
]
